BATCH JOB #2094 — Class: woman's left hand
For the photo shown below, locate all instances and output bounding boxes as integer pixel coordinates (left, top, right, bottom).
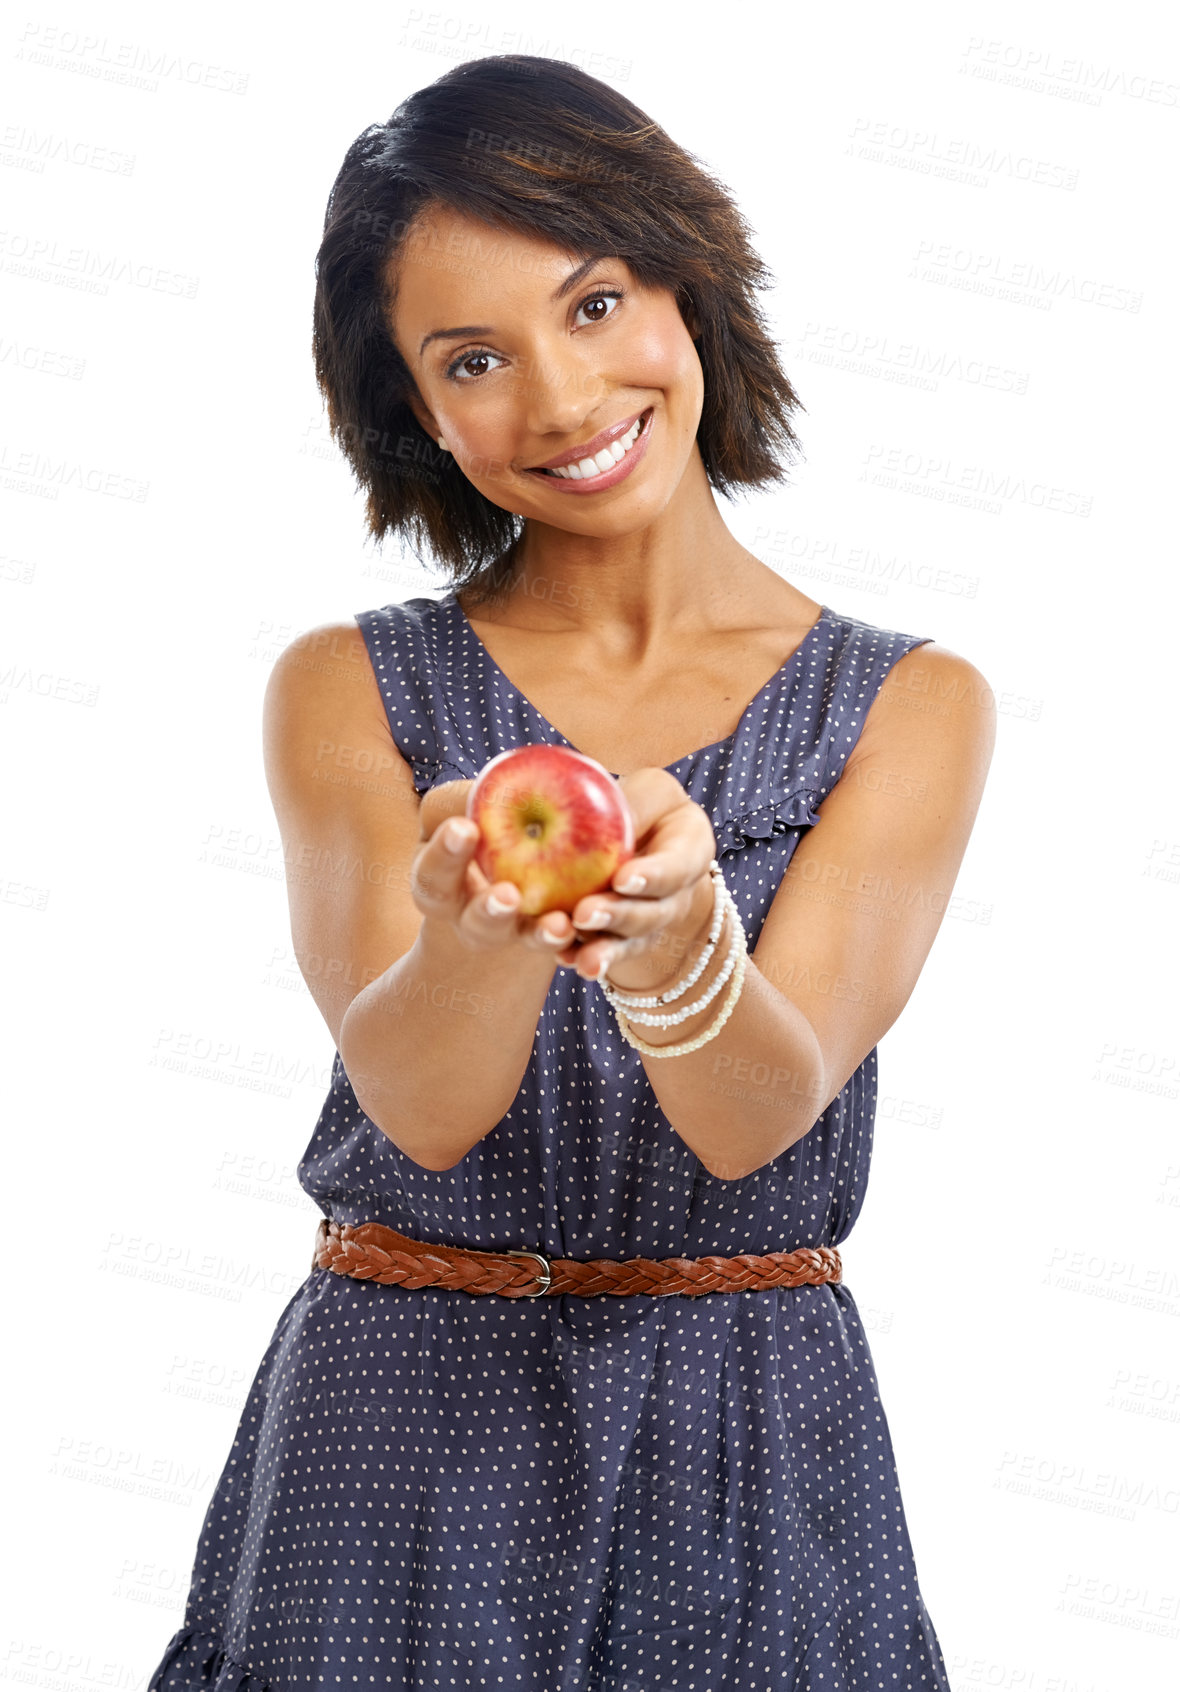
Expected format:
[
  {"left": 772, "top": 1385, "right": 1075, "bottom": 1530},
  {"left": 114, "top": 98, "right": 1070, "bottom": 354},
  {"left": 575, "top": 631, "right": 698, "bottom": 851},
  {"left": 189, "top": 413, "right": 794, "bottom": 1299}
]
[{"left": 550, "top": 768, "right": 718, "bottom": 987}]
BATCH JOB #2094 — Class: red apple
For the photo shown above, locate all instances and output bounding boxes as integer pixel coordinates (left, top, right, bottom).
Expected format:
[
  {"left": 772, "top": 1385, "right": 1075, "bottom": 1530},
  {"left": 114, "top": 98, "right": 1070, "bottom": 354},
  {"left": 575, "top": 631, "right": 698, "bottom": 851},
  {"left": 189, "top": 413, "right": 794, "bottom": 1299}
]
[{"left": 465, "top": 744, "right": 635, "bottom": 916}]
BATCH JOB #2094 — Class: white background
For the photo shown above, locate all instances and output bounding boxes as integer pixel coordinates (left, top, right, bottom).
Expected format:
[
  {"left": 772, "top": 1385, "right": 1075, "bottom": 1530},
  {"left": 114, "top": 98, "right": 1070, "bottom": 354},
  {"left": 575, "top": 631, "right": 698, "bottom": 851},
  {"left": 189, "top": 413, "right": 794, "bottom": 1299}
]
[{"left": 3, "top": 1, "right": 1177, "bottom": 1686}]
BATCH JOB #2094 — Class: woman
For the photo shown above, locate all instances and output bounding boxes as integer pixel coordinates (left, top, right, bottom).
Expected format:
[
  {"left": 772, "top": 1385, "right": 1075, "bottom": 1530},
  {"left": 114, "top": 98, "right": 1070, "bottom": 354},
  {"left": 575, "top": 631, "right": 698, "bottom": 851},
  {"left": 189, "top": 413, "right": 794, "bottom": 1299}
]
[{"left": 149, "top": 54, "right": 994, "bottom": 1691}]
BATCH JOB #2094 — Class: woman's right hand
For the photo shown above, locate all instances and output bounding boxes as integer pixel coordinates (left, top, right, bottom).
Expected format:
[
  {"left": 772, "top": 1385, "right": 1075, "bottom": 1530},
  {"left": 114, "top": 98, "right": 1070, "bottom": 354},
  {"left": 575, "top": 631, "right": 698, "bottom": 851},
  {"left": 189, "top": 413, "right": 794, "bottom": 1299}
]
[{"left": 411, "top": 780, "right": 578, "bottom": 958}]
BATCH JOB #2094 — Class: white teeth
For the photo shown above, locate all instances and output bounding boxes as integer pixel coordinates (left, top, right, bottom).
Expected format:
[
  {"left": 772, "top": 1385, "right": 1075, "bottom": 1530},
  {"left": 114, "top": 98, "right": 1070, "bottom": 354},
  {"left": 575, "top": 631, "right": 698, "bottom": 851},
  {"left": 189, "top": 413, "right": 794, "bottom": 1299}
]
[{"left": 543, "top": 411, "right": 647, "bottom": 480}]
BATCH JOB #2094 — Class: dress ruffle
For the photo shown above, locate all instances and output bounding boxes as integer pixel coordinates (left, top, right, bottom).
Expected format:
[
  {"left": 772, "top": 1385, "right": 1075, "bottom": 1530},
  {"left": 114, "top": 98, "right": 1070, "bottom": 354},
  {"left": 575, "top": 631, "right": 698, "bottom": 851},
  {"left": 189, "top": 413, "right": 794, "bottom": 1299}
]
[
  {"left": 713, "top": 786, "right": 821, "bottom": 856},
  {"left": 148, "top": 1626, "right": 273, "bottom": 1692},
  {"left": 410, "top": 750, "right": 823, "bottom": 863},
  {"left": 410, "top": 752, "right": 471, "bottom": 795}
]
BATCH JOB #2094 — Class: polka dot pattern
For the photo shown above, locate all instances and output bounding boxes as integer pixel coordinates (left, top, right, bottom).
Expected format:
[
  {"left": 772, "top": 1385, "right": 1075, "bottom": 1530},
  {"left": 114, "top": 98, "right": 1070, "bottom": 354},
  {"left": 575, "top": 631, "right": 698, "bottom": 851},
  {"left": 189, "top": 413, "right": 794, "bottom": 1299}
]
[{"left": 149, "top": 591, "right": 951, "bottom": 1690}]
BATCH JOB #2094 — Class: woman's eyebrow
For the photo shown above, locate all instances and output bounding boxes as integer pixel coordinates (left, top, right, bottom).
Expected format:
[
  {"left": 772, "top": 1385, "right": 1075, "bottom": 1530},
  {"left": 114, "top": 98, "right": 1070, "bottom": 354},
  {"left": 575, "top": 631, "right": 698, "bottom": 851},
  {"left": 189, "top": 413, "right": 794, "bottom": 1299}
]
[{"left": 417, "top": 255, "right": 609, "bottom": 357}]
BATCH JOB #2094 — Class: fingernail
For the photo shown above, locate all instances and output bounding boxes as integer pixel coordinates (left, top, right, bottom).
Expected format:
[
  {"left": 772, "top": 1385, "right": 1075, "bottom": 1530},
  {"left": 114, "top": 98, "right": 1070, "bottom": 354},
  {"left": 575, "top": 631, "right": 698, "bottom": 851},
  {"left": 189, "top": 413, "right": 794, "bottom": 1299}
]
[
  {"left": 578, "top": 909, "right": 611, "bottom": 929},
  {"left": 539, "top": 928, "right": 566, "bottom": 945},
  {"left": 486, "top": 891, "right": 516, "bottom": 915},
  {"left": 594, "top": 946, "right": 618, "bottom": 980},
  {"left": 616, "top": 873, "right": 645, "bottom": 894},
  {"left": 445, "top": 822, "right": 474, "bottom": 853}
]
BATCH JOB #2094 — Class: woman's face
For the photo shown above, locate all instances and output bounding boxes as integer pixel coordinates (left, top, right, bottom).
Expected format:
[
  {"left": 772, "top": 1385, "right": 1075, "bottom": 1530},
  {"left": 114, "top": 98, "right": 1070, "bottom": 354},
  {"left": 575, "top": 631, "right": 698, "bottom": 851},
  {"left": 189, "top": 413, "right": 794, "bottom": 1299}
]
[{"left": 386, "top": 204, "right": 704, "bottom": 537}]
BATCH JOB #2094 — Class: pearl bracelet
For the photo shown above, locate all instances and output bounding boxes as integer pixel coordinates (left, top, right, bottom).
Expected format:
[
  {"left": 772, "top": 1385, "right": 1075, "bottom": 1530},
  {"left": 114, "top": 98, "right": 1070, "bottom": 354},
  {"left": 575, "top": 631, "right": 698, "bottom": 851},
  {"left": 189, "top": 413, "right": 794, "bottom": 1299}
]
[
  {"left": 615, "top": 943, "right": 748, "bottom": 1059},
  {"left": 607, "top": 894, "right": 742, "bottom": 1026},
  {"left": 599, "top": 867, "right": 750, "bottom": 1058},
  {"left": 600, "top": 860, "right": 727, "bottom": 1011}
]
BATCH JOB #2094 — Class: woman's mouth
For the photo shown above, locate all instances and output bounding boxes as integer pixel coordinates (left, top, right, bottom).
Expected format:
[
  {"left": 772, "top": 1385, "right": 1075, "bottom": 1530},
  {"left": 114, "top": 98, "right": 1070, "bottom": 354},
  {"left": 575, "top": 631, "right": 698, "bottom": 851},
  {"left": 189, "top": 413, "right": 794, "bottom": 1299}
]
[{"left": 523, "top": 407, "right": 654, "bottom": 495}]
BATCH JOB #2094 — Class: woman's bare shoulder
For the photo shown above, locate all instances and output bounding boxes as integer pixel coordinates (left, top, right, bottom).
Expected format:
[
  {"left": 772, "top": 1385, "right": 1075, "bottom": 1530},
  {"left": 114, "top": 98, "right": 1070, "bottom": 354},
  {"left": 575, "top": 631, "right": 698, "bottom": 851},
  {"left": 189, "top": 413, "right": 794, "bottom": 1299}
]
[
  {"left": 853, "top": 638, "right": 997, "bottom": 775},
  {"left": 262, "top": 618, "right": 414, "bottom": 791}
]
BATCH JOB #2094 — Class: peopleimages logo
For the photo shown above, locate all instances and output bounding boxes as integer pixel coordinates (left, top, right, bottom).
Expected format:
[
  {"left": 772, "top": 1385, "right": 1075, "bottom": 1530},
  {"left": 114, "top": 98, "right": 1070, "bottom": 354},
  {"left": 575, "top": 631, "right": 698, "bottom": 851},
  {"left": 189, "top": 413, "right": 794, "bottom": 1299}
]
[
  {"left": 911, "top": 240, "right": 1142, "bottom": 314},
  {"left": 860, "top": 442, "right": 1092, "bottom": 519},
  {"left": 847, "top": 116, "right": 1079, "bottom": 190},
  {"left": 795, "top": 321, "right": 1029, "bottom": 395},
  {"left": 0, "top": 229, "right": 200, "bottom": 297},
  {"left": 0, "top": 443, "right": 148, "bottom": 501},
  {"left": 14, "top": 23, "right": 250, "bottom": 94},
  {"left": 959, "top": 36, "right": 1179, "bottom": 107}
]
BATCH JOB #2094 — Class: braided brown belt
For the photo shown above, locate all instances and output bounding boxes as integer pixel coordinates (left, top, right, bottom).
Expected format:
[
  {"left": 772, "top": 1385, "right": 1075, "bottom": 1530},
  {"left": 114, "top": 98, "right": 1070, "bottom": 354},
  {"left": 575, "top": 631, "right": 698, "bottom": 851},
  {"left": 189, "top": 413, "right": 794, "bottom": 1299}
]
[{"left": 313, "top": 1218, "right": 842, "bottom": 1299}]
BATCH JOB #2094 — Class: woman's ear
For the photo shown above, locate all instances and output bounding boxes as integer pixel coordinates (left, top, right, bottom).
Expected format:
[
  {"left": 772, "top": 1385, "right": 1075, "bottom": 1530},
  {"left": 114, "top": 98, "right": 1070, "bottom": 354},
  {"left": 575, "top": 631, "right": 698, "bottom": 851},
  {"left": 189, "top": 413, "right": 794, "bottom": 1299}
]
[
  {"left": 676, "top": 286, "right": 701, "bottom": 342},
  {"left": 405, "top": 391, "right": 443, "bottom": 446}
]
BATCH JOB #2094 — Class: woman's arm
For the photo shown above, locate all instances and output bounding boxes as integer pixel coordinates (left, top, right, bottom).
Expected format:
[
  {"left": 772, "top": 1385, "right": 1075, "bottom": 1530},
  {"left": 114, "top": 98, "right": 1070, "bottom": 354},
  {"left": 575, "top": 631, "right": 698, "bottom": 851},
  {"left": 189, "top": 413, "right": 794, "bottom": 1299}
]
[
  {"left": 263, "top": 621, "right": 569, "bottom": 1172},
  {"left": 337, "top": 846, "right": 562, "bottom": 1172},
  {"left": 580, "top": 642, "right": 997, "bottom": 1180}
]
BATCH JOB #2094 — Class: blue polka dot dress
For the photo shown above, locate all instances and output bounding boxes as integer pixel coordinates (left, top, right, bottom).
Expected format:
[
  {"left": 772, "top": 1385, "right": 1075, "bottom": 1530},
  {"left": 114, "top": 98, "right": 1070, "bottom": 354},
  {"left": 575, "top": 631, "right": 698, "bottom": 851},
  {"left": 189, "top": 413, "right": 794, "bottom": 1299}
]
[{"left": 148, "top": 589, "right": 953, "bottom": 1690}]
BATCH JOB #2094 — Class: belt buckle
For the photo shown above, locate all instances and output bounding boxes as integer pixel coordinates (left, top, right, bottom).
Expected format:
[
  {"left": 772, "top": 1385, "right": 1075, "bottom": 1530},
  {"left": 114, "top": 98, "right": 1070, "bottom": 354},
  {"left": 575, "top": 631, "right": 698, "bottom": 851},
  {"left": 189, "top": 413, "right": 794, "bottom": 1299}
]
[{"left": 507, "top": 1249, "right": 552, "bottom": 1298}]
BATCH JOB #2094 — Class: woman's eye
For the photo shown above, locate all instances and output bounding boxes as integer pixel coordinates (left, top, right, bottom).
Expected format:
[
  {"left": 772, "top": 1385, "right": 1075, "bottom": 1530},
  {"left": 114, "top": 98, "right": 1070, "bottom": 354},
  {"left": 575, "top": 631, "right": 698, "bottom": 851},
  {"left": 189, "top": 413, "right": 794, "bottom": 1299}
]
[
  {"left": 575, "top": 291, "right": 622, "bottom": 327},
  {"left": 446, "top": 350, "right": 506, "bottom": 383},
  {"left": 443, "top": 291, "right": 622, "bottom": 381}
]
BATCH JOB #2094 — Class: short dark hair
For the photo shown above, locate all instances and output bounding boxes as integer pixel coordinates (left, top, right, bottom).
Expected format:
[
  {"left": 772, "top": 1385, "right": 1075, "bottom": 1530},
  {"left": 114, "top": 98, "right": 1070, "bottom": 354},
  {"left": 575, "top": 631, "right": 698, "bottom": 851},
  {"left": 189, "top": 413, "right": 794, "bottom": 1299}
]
[{"left": 312, "top": 54, "right": 805, "bottom": 598}]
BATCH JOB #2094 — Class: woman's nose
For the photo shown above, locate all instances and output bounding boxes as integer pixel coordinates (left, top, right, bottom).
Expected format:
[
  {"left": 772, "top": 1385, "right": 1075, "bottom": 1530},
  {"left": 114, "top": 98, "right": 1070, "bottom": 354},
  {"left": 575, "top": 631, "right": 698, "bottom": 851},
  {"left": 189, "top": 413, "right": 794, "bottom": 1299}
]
[{"left": 521, "top": 344, "right": 606, "bottom": 441}]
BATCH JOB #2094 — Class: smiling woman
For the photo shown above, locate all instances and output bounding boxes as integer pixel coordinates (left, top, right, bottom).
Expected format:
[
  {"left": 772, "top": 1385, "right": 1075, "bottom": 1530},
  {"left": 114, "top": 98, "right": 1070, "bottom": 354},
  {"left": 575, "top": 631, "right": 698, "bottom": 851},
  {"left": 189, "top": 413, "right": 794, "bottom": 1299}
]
[
  {"left": 147, "top": 52, "right": 993, "bottom": 1692},
  {"left": 309, "top": 59, "right": 803, "bottom": 588},
  {"left": 390, "top": 216, "right": 678, "bottom": 517},
  {"left": 521, "top": 403, "right": 652, "bottom": 488}
]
